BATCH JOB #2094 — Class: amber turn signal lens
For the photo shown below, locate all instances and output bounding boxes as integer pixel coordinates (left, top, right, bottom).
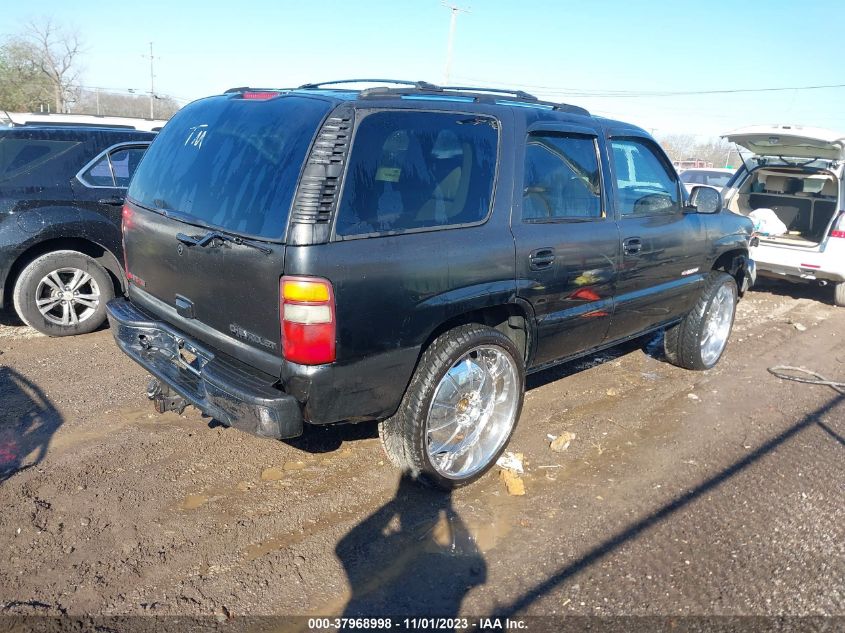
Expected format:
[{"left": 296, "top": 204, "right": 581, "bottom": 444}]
[{"left": 282, "top": 279, "right": 330, "bottom": 303}]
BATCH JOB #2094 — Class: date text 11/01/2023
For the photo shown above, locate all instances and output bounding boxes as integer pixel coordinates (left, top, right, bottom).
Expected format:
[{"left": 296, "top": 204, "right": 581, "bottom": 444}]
[{"left": 307, "top": 617, "right": 528, "bottom": 630}]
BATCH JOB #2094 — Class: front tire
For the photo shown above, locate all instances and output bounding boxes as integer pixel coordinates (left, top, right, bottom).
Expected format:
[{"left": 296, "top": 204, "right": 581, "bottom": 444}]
[
  {"left": 379, "top": 324, "right": 525, "bottom": 489},
  {"left": 12, "top": 250, "right": 114, "bottom": 337},
  {"left": 664, "top": 271, "right": 737, "bottom": 370}
]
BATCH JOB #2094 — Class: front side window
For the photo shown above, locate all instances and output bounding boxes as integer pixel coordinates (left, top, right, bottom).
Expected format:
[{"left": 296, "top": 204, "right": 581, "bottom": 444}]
[
  {"left": 335, "top": 111, "right": 499, "bottom": 237},
  {"left": 611, "top": 138, "right": 680, "bottom": 216},
  {"left": 522, "top": 133, "right": 602, "bottom": 220}
]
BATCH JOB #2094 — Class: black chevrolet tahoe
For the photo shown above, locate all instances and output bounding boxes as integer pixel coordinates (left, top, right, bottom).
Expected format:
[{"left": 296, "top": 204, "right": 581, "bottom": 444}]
[
  {"left": 0, "top": 125, "right": 154, "bottom": 335},
  {"left": 107, "top": 80, "right": 755, "bottom": 488}
]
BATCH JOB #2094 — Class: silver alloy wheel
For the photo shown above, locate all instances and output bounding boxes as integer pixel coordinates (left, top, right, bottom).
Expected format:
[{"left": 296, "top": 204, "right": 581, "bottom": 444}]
[
  {"left": 34, "top": 267, "right": 101, "bottom": 327},
  {"left": 700, "top": 283, "right": 735, "bottom": 366},
  {"left": 425, "top": 345, "right": 520, "bottom": 480}
]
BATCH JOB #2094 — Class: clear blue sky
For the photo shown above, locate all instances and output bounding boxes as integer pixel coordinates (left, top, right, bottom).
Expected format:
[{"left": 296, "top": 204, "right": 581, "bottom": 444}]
[{"left": 4, "top": 0, "right": 844, "bottom": 137}]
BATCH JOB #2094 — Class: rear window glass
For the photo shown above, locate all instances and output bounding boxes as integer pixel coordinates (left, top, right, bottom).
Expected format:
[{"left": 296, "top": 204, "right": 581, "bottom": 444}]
[
  {"left": 335, "top": 111, "right": 499, "bottom": 237},
  {"left": 128, "top": 95, "right": 332, "bottom": 239}
]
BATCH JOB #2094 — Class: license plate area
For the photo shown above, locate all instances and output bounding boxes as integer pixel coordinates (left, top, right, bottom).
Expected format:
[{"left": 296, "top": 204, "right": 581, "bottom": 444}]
[{"left": 136, "top": 329, "right": 211, "bottom": 377}]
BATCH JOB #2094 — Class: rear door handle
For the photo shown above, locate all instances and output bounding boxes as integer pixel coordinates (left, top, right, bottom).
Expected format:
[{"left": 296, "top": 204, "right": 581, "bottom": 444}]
[
  {"left": 529, "top": 247, "right": 556, "bottom": 270},
  {"left": 623, "top": 237, "right": 642, "bottom": 256}
]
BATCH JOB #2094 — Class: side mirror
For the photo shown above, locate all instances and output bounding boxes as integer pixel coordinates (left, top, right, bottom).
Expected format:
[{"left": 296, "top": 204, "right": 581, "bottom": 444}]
[{"left": 688, "top": 186, "right": 723, "bottom": 214}]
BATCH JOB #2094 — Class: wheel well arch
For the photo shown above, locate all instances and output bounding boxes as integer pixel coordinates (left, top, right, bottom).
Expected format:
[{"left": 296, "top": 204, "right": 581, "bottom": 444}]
[
  {"left": 419, "top": 302, "right": 533, "bottom": 366},
  {"left": 3, "top": 238, "right": 125, "bottom": 309},
  {"left": 711, "top": 248, "right": 750, "bottom": 295}
]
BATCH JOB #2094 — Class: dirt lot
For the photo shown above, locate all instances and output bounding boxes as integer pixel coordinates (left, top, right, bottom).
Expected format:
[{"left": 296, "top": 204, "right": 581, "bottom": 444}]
[{"left": 0, "top": 279, "right": 843, "bottom": 623}]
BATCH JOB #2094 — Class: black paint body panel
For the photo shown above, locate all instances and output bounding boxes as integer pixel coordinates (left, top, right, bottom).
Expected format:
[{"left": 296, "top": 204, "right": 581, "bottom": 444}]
[{"left": 114, "top": 92, "right": 754, "bottom": 429}]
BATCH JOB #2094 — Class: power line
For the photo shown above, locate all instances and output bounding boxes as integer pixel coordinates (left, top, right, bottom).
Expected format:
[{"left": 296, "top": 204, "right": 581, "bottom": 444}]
[{"left": 451, "top": 75, "right": 845, "bottom": 98}]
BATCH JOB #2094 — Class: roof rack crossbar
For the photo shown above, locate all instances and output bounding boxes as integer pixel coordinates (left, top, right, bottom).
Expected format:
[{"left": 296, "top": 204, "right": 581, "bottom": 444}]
[
  {"left": 296, "top": 79, "right": 439, "bottom": 90},
  {"left": 439, "top": 85, "right": 538, "bottom": 101}
]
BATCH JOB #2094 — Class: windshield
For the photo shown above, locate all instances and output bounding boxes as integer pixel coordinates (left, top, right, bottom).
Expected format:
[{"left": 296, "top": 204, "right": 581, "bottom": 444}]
[
  {"left": 680, "top": 170, "right": 733, "bottom": 187},
  {"left": 128, "top": 94, "right": 331, "bottom": 240}
]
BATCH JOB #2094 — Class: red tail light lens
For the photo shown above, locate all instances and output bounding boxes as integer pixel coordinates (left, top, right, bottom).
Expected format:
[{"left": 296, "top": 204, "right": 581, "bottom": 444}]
[
  {"left": 281, "top": 276, "right": 336, "bottom": 365},
  {"left": 831, "top": 213, "right": 845, "bottom": 239},
  {"left": 121, "top": 204, "right": 134, "bottom": 231},
  {"left": 121, "top": 204, "right": 134, "bottom": 281}
]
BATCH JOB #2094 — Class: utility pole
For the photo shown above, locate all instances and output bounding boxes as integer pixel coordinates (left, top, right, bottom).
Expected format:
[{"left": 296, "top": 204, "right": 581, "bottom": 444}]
[
  {"left": 141, "top": 42, "right": 157, "bottom": 119},
  {"left": 442, "top": 3, "right": 470, "bottom": 85}
]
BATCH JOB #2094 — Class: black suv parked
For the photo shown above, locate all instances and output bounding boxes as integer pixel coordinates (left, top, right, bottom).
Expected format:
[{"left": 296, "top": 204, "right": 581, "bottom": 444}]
[
  {"left": 107, "top": 80, "right": 755, "bottom": 488},
  {"left": 0, "top": 126, "right": 155, "bottom": 335}
]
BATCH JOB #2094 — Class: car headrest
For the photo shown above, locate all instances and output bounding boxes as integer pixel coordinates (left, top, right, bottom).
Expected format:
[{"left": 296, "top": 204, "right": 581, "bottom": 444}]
[
  {"left": 764, "top": 175, "right": 788, "bottom": 193},
  {"left": 821, "top": 179, "right": 838, "bottom": 197}
]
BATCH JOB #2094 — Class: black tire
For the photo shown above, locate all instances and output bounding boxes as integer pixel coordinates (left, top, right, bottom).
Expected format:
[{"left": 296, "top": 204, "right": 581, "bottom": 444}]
[
  {"left": 834, "top": 281, "right": 845, "bottom": 307},
  {"left": 12, "top": 250, "right": 114, "bottom": 337},
  {"left": 664, "top": 271, "right": 738, "bottom": 370},
  {"left": 378, "top": 324, "right": 525, "bottom": 490}
]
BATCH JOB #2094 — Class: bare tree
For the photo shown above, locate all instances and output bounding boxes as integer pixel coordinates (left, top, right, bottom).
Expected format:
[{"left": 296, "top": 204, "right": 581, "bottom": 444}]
[
  {"left": 72, "top": 89, "right": 181, "bottom": 119},
  {"left": 658, "top": 134, "right": 734, "bottom": 168},
  {"left": 17, "top": 17, "right": 83, "bottom": 113}
]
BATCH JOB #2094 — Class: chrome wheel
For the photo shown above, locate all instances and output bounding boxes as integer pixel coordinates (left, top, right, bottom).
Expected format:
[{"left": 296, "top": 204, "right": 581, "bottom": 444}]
[
  {"left": 35, "top": 268, "right": 101, "bottom": 327},
  {"left": 425, "top": 345, "right": 520, "bottom": 480},
  {"left": 700, "top": 284, "right": 735, "bottom": 366}
]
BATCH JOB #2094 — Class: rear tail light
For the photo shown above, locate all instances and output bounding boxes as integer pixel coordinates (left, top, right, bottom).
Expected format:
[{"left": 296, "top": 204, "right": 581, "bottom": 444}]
[
  {"left": 281, "top": 276, "right": 336, "bottom": 365},
  {"left": 830, "top": 212, "right": 845, "bottom": 239},
  {"left": 121, "top": 204, "right": 134, "bottom": 282}
]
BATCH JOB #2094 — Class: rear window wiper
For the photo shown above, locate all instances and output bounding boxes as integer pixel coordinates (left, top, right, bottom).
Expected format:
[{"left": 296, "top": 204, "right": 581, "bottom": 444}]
[{"left": 176, "top": 230, "right": 273, "bottom": 255}]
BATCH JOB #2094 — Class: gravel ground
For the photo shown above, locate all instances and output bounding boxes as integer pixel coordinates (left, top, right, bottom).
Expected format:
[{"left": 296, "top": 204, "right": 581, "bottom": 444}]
[{"left": 0, "top": 279, "right": 842, "bottom": 625}]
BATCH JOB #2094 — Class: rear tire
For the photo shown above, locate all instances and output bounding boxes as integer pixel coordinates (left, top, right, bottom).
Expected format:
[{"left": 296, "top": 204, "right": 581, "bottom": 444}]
[
  {"left": 664, "top": 271, "right": 737, "bottom": 370},
  {"left": 12, "top": 250, "right": 114, "bottom": 337},
  {"left": 378, "top": 324, "right": 525, "bottom": 489},
  {"left": 834, "top": 281, "right": 845, "bottom": 307}
]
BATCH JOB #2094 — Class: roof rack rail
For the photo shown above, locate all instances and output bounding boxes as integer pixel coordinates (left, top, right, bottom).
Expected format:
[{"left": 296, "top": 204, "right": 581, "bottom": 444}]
[
  {"left": 439, "top": 85, "right": 538, "bottom": 101},
  {"left": 236, "top": 79, "right": 589, "bottom": 116},
  {"left": 297, "top": 79, "right": 440, "bottom": 90}
]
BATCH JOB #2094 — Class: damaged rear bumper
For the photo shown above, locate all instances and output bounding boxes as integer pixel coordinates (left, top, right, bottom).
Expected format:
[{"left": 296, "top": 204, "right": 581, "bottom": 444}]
[{"left": 106, "top": 298, "right": 303, "bottom": 439}]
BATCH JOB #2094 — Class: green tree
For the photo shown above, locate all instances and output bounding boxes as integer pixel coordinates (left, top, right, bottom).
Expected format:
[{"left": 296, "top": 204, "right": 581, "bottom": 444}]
[{"left": 0, "top": 40, "right": 52, "bottom": 112}]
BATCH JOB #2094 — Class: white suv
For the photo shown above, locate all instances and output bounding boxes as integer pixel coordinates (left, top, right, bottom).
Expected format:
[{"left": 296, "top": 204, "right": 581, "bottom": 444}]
[{"left": 721, "top": 124, "right": 845, "bottom": 306}]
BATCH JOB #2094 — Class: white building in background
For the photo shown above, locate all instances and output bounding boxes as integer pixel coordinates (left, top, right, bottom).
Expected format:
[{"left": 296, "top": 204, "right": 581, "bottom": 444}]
[{"left": 1, "top": 111, "right": 168, "bottom": 132}]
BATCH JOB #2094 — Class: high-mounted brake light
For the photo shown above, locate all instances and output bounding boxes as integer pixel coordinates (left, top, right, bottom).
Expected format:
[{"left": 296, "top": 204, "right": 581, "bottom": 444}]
[
  {"left": 242, "top": 91, "right": 279, "bottom": 100},
  {"left": 281, "top": 276, "right": 336, "bottom": 365}
]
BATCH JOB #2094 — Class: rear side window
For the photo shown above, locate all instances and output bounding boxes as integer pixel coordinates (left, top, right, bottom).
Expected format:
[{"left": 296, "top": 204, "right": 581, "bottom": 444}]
[
  {"left": 522, "top": 133, "right": 602, "bottom": 220},
  {"left": 0, "top": 138, "right": 81, "bottom": 183},
  {"left": 611, "top": 138, "right": 680, "bottom": 216},
  {"left": 80, "top": 146, "right": 146, "bottom": 188},
  {"left": 335, "top": 111, "right": 499, "bottom": 237},
  {"left": 128, "top": 95, "right": 332, "bottom": 239}
]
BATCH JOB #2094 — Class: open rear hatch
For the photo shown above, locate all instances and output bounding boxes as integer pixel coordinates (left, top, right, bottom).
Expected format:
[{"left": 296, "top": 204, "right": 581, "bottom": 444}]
[
  {"left": 122, "top": 91, "right": 332, "bottom": 375},
  {"left": 723, "top": 125, "right": 845, "bottom": 161}
]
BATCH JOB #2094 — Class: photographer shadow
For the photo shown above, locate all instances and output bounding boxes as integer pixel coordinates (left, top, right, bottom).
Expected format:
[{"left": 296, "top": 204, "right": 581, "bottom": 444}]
[
  {"left": 336, "top": 473, "right": 486, "bottom": 620},
  {"left": 0, "top": 366, "right": 63, "bottom": 482}
]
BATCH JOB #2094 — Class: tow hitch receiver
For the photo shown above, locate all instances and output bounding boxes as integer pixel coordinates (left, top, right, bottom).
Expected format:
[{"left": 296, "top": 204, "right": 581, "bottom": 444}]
[{"left": 147, "top": 378, "right": 188, "bottom": 415}]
